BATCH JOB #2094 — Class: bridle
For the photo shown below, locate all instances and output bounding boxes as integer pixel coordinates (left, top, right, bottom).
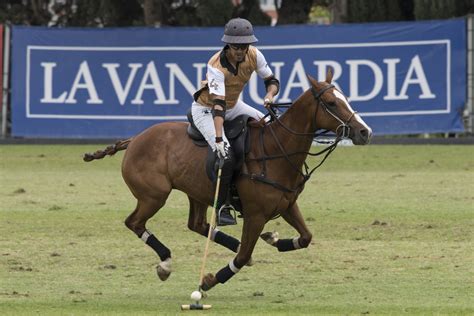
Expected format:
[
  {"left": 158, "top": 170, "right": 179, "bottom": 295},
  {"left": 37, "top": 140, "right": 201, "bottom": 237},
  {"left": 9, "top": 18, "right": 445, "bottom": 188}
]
[
  {"left": 264, "top": 84, "right": 356, "bottom": 138},
  {"left": 242, "top": 83, "right": 357, "bottom": 195},
  {"left": 310, "top": 84, "right": 356, "bottom": 139}
]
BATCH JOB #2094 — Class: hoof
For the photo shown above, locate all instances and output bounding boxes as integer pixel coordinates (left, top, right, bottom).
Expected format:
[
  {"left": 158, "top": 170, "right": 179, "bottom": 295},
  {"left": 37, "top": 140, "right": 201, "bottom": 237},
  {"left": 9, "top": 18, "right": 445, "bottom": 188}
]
[
  {"left": 200, "top": 273, "right": 217, "bottom": 291},
  {"left": 260, "top": 231, "right": 279, "bottom": 246},
  {"left": 157, "top": 258, "right": 172, "bottom": 281}
]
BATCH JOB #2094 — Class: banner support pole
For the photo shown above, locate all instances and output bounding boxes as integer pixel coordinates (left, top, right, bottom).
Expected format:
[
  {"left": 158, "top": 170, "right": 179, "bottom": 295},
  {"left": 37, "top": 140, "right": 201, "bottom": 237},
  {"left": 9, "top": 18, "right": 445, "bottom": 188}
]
[
  {"left": 466, "top": 15, "right": 474, "bottom": 134},
  {"left": 1, "top": 24, "right": 10, "bottom": 139}
]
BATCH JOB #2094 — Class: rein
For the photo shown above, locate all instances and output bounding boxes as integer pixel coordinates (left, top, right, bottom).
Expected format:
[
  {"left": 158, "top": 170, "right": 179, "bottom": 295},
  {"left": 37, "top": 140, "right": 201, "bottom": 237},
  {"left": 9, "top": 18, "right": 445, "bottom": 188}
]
[{"left": 242, "top": 84, "right": 352, "bottom": 194}]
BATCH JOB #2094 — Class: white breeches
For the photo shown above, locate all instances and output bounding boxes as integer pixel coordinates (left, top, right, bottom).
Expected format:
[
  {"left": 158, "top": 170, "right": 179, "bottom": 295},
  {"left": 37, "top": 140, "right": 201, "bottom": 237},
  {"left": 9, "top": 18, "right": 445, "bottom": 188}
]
[{"left": 191, "top": 100, "right": 265, "bottom": 150}]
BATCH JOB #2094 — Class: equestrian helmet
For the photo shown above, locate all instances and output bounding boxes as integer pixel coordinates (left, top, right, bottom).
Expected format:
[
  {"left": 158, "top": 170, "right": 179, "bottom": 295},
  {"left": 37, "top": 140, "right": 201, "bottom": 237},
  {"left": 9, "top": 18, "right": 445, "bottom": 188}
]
[{"left": 221, "top": 18, "right": 258, "bottom": 44}]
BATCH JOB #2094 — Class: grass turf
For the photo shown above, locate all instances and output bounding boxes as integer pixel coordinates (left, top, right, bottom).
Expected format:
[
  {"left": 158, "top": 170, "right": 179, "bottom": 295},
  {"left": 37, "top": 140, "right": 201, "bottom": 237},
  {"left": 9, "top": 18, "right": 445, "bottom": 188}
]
[{"left": 0, "top": 144, "right": 473, "bottom": 315}]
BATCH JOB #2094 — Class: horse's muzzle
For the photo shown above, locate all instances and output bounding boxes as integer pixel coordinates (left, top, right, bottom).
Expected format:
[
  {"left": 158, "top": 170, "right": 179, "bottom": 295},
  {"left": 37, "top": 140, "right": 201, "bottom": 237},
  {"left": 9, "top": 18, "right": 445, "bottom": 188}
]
[{"left": 351, "top": 127, "right": 372, "bottom": 145}]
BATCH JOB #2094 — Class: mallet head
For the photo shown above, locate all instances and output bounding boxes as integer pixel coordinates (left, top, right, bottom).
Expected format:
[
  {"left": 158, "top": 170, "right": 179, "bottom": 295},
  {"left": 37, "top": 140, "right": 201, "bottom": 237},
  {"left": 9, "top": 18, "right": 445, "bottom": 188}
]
[{"left": 180, "top": 304, "right": 212, "bottom": 310}]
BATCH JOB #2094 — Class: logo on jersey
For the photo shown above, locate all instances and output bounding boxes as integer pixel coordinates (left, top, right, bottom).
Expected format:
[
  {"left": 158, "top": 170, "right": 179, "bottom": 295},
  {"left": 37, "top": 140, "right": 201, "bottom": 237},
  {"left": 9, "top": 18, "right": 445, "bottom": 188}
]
[{"left": 209, "top": 78, "right": 219, "bottom": 90}]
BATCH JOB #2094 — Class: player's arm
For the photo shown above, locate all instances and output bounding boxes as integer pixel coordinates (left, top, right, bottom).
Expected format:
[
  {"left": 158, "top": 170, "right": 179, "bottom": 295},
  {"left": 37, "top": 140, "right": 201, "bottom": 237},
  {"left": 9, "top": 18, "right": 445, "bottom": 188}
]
[
  {"left": 256, "top": 48, "right": 279, "bottom": 107},
  {"left": 207, "top": 65, "right": 226, "bottom": 139}
]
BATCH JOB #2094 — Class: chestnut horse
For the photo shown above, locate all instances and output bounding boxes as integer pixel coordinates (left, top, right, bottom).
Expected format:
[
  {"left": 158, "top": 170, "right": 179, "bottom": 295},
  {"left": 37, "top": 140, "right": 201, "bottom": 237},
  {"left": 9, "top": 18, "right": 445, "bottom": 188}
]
[{"left": 84, "top": 72, "right": 372, "bottom": 291}]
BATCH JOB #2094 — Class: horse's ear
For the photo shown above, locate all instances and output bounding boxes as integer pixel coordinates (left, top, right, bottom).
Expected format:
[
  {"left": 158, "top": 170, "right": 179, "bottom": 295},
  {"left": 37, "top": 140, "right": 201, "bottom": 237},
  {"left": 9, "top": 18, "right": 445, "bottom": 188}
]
[
  {"left": 307, "top": 74, "right": 318, "bottom": 88},
  {"left": 325, "top": 68, "right": 333, "bottom": 83}
]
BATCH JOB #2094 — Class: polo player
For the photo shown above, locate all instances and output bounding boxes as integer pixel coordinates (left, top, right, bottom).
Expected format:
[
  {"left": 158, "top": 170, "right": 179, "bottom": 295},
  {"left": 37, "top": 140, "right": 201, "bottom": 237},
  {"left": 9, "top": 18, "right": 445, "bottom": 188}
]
[{"left": 191, "top": 18, "right": 280, "bottom": 225}]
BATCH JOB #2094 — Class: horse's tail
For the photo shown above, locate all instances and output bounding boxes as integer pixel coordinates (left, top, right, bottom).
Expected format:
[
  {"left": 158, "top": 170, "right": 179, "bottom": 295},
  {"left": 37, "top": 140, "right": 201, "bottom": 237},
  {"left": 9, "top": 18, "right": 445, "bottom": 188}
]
[{"left": 83, "top": 138, "right": 132, "bottom": 162}]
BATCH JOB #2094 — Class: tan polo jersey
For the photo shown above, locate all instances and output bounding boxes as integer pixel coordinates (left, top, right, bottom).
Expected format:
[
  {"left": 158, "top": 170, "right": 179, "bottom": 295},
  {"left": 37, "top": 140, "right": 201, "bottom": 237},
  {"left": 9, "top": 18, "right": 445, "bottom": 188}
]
[{"left": 195, "top": 45, "right": 273, "bottom": 109}]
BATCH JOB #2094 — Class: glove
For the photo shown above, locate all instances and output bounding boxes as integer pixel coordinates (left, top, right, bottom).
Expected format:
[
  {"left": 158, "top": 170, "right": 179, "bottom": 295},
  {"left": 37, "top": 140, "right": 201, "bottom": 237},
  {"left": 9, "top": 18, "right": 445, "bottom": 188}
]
[
  {"left": 264, "top": 97, "right": 273, "bottom": 109},
  {"left": 215, "top": 141, "right": 228, "bottom": 160}
]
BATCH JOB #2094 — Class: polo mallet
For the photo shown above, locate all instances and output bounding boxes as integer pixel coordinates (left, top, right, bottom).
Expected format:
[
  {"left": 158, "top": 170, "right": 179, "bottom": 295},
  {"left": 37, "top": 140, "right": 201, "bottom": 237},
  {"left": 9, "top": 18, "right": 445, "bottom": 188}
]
[{"left": 181, "top": 158, "right": 224, "bottom": 311}]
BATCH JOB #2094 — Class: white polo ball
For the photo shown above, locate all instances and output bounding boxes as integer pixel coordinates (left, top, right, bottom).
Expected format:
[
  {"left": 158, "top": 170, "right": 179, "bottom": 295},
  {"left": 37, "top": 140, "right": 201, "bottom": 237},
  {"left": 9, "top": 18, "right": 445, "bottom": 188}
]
[{"left": 190, "top": 290, "right": 202, "bottom": 301}]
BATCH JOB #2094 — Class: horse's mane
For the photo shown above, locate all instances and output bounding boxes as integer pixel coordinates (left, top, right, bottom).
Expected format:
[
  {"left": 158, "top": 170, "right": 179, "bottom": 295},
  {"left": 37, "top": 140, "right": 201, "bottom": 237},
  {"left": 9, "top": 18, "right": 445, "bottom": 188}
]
[{"left": 249, "top": 88, "right": 312, "bottom": 129}]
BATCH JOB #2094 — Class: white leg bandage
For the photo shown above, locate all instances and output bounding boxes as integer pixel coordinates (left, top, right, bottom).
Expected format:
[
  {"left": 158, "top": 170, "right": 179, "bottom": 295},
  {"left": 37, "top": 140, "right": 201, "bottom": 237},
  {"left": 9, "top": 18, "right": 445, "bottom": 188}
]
[
  {"left": 141, "top": 230, "right": 151, "bottom": 242},
  {"left": 229, "top": 259, "right": 241, "bottom": 274},
  {"left": 210, "top": 227, "right": 219, "bottom": 241},
  {"left": 292, "top": 237, "right": 301, "bottom": 250}
]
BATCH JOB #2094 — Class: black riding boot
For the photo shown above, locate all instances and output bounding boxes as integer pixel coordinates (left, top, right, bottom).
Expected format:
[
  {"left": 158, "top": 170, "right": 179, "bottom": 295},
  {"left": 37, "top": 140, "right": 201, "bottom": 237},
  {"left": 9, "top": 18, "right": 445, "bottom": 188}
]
[{"left": 215, "top": 152, "right": 237, "bottom": 226}]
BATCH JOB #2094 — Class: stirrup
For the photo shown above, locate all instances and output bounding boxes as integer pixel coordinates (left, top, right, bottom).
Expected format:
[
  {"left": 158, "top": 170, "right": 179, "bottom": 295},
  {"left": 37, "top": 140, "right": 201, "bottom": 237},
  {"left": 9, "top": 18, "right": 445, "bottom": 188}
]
[{"left": 217, "top": 204, "right": 237, "bottom": 226}]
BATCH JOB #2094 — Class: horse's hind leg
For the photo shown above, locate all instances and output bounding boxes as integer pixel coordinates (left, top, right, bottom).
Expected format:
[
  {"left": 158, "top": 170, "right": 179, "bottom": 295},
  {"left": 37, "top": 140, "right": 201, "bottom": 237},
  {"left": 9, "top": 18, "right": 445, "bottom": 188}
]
[
  {"left": 260, "top": 202, "right": 313, "bottom": 251},
  {"left": 187, "top": 196, "right": 240, "bottom": 253},
  {"left": 124, "top": 195, "right": 173, "bottom": 281}
]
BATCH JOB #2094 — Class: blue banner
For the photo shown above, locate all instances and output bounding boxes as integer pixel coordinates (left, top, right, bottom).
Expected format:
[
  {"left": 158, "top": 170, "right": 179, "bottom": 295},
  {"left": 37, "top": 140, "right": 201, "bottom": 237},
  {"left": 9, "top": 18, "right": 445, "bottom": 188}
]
[{"left": 11, "top": 19, "right": 466, "bottom": 138}]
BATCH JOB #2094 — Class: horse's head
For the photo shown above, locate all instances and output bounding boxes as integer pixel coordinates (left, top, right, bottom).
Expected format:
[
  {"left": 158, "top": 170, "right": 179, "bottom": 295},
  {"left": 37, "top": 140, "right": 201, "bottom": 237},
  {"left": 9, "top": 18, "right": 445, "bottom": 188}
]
[{"left": 308, "top": 71, "right": 372, "bottom": 145}]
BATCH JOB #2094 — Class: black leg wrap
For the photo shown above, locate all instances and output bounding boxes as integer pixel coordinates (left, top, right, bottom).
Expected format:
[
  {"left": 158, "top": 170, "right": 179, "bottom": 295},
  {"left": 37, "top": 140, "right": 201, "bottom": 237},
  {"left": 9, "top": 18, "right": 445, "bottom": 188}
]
[
  {"left": 215, "top": 265, "right": 235, "bottom": 284},
  {"left": 145, "top": 234, "right": 171, "bottom": 261},
  {"left": 201, "top": 224, "right": 240, "bottom": 252},
  {"left": 276, "top": 238, "right": 299, "bottom": 252},
  {"left": 214, "top": 231, "right": 240, "bottom": 252}
]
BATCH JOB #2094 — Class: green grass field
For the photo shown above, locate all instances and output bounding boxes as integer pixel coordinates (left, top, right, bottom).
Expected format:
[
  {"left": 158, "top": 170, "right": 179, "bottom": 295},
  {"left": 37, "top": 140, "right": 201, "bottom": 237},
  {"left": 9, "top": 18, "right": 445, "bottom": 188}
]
[{"left": 0, "top": 144, "right": 473, "bottom": 315}]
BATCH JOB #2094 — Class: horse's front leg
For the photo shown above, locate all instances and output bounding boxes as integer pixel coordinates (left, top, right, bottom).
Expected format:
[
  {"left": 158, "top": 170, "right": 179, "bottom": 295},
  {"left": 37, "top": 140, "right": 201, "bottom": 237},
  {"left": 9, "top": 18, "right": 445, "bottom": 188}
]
[
  {"left": 201, "top": 214, "right": 266, "bottom": 291},
  {"left": 260, "top": 202, "right": 313, "bottom": 251},
  {"left": 187, "top": 196, "right": 241, "bottom": 252}
]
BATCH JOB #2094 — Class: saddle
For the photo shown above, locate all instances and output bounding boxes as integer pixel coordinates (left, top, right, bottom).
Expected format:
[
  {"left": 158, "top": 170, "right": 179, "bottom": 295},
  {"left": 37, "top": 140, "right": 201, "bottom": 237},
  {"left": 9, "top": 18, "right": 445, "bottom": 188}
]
[{"left": 186, "top": 109, "right": 252, "bottom": 212}]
